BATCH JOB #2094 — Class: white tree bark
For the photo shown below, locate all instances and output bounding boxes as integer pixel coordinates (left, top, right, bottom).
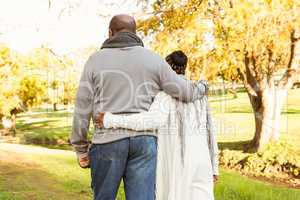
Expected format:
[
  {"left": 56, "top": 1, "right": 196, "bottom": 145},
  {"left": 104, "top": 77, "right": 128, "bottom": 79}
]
[{"left": 249, "top": 86, "right": 288, "bottom": 150}]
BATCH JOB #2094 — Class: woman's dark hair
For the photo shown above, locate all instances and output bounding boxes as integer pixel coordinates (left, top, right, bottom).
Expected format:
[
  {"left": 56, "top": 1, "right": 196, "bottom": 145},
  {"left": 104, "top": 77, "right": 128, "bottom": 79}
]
[{"left": 165, "top": 50, "right": 188, "bottom": 75}]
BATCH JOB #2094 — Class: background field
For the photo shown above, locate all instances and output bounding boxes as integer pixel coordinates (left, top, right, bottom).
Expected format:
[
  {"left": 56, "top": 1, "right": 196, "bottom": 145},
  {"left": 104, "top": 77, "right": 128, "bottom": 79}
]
[{"left": 1, "top": 89, "right": 299, "bottom": 200}]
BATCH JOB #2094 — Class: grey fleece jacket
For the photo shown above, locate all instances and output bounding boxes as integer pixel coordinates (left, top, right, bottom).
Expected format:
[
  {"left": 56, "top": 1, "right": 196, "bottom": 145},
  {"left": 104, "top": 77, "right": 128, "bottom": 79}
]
[{"left": 70, "top": 46, "right": 207, "bottom": 158}]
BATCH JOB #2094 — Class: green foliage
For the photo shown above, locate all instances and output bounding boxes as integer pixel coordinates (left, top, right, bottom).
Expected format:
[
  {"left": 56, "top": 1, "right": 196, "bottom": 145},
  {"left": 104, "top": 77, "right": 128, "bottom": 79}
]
[
  {"left": 18, "top": 76, "right": 47, "bottom": 108},
  {"left": 0, "top": 43, "right": 80, "bottom": 117},
  {"left": 138, "top": 0, "right": 300, "bottom": 81},
  {"left": 219, "top": 142, "right": 300, "bottom": 185},
  {"left": 25, "top": 47, "right": 74, "bottom": 70},
  {"left": 50, "top": 80, "right": 60, "bottom": 90},
  {"left": 0, "top": 44, "right": 21, "bottom": 117}
]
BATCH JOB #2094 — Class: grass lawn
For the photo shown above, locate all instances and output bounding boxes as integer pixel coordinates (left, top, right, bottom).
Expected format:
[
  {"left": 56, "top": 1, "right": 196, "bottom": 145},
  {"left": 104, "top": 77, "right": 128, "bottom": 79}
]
[
  {"left": 210, "top": 88, "right": 300, "bottom": 153},
  {"left": 15, "top": 111, "right": 73, "bottom": 149},
  {"left": 0, "top": 143, "right": 299, "bottom": 200},
  {"left": 0, "top": 88, "right": 299, "bottom": 199},
  {"left": 216, "top": 170, "right": 300, "bottom": 200},
  {"left": 14, "top": 89, "right": 300, "bottom": 153}
]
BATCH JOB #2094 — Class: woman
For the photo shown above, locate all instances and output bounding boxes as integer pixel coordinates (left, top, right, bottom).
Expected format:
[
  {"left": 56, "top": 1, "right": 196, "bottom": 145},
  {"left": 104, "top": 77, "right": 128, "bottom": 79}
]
[{"left": 96, "top": 51, "right": 219, "bottom": 200}]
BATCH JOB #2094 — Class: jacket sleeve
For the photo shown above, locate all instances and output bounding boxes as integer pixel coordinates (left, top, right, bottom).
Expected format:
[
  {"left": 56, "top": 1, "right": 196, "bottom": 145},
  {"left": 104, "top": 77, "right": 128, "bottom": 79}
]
[
  {"left": 103, "top": 92, "right": 169, "bottom": 131},
  {"left": 70, "top": 56, "right": 95, "bottom": 159},
  {"left": 158, "top": 60, "right": 208, "bottom": 102}
]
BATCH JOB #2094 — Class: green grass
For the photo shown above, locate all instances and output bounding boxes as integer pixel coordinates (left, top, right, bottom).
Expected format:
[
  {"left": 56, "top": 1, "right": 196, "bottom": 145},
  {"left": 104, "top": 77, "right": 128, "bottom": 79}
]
[
  {"left": 216, "top": 170, "right": 300, "bottom": 200},
  {"left": 15, "top": 110, "right": 94, "bottom": 150},
  {"left": 0, "top": 144, "right": 91, "bottom": 200},
  {"left": 1, "top": 144, "right": 299, "bottom": 200},
  {"left": 0, "top": 144, "right": 123, "bottom": 200},
  {"left": 16, "top": 111, "right": 72, "bottom": 147}
]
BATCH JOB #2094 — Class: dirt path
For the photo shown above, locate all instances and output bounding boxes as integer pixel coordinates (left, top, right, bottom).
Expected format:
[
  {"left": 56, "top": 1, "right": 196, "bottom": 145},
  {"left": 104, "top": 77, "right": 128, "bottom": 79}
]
[{"left": 0, "top": 143, "right": 90, "bottom": 200}]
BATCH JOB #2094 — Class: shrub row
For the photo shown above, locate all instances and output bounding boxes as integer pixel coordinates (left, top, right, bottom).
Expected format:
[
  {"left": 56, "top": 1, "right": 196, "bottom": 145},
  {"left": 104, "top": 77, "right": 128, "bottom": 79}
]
[{"left": 219, "top": 142, "right": 300, "bottom": 186}]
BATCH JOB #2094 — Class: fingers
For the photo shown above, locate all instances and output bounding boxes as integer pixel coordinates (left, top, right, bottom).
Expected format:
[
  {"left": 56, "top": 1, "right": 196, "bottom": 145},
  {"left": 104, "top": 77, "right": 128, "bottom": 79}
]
[
  {"left": 79, "top": 162, "right": 90, "bottom": 168},
  {"left": 213, "top": 175, "right": 219, "bottom": 183},
  {"left": 95, "top": 112, "right": 105, "bottom": 128},
  {"left": 79, "top": 157, "right": 90, "bottom": 169}
]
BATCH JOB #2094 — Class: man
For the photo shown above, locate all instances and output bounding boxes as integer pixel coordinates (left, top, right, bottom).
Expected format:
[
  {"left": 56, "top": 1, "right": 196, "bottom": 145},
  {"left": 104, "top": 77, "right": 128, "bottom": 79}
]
[{"left": 70, "top": 14, "right": 207, "bottom": 200}]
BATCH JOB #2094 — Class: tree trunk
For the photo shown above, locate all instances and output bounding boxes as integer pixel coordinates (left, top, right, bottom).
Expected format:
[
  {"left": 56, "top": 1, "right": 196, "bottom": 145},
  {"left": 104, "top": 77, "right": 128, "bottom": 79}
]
[
  {"left": 10, "top": 113, "right": 17, "bottom": 137},
  {"left": 243, "top": 29, "right": 300, "bottom": 152},
  {"left": 231, "top": 80, "right": 237, "bottom": 98},
  {"left": 248, "top": 87, "right": 287, "bottom": 151},
  {"left": 9, "top": 108, "right": 19, "bottom": 137},
  {"left": 53, "top": 103, "right": 58, "bottom": 111}
]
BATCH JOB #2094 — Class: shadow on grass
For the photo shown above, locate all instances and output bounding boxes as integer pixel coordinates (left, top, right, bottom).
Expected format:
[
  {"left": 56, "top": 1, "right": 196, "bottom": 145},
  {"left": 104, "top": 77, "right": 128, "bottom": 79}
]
[
  {"left": 212, "top": 108, "right": 300, "bottom": 114},
  {"left": 19, "top": 125, "right": 71, "bottom": 143},
  {"left": 19, "top": 111, "right": 72, "bottom": 119},
  {"left": 14, "top": 111, "right": 91, "bottom": 150},
  {"left": 209, "top": 96, "right": 237, "bottom": 103},
  {"left": 281, "top": 109, "right": 300, "bottom": 114},
  {"left": 227, "top": 110, "right": 253, "bottom": 114},
  {"left": 33, "top": 143, "right": 72, "bottom": 150},
  {"left": 218, "top": 140, "right": 252, "bottom": 151},
  {"left": 229, "top": 109, "right": 300, "bottom": 114},
  {"left": 16, "top": 120, "right": 60, "bottom": 130},
  {"left": 31, "top": 107, "right": 72, "bottom": 113},
  {"left": 0, "top": 158, "right": 91, "bottom": 200}
]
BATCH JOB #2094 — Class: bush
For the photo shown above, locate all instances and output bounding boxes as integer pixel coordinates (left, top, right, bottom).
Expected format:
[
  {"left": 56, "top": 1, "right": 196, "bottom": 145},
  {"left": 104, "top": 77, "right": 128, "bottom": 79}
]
[{"left": 219, "top": 142, "right": 300, "bottom": 186}]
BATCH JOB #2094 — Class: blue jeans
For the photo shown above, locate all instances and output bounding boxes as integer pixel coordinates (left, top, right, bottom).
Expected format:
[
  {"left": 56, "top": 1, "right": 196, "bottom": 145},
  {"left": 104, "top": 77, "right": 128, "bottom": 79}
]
[{"left": 89, "top": 136, "right": 157, "bottom": 200}]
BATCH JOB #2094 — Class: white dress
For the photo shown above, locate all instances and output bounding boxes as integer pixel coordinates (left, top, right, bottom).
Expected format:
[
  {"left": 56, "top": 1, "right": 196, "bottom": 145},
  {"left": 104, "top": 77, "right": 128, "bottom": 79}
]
[{"left": 103, "top": 92, "right": 218, "bottom": 200}]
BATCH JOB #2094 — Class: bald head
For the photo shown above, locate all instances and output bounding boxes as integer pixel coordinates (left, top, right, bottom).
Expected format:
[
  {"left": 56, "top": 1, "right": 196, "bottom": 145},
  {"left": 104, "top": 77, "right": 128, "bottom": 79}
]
[{"left": 109, "top": 14, "right": 136, "bottom": 37}]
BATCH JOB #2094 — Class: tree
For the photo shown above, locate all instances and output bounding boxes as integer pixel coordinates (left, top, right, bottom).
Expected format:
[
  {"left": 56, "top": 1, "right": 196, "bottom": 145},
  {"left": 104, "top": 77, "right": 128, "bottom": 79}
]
[
  {"left": 18, "top": 76, "right": 47, "bottom": 108},
  {"left": 0, "top": 44, "right": 21, "bottom": 135},
  {"left": 138, "top": 0, "right": 300, "bottom": 151},
  {"left": 0, "top": 44, "right": 77, "bottom": 135},
  {"left": 218, "top": 67, "right": 241, "bottom": 98},
  {"left": 24, "top": 46, "right": 75, "bottom": 111},
  {"left": 211, "top": 0, "right": 300, "bottom": 151},
  {"left": 61, "top": 80, "right": 77, "bottom": 108},
  {"left": 50, "top": 80, "right": 60, "bottom": 111}
]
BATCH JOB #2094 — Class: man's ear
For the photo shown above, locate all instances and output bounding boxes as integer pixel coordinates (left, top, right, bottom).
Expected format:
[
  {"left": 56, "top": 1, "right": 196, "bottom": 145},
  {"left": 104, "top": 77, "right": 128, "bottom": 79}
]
[{"left": 109, "top": 29, "right": 113, "bottom": 38}]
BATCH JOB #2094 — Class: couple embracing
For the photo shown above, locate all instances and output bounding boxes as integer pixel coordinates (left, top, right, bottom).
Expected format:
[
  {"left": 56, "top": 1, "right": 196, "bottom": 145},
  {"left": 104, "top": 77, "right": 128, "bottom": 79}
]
[{"left": 70, "top": 14, "right": 219, "bottom": 200}]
